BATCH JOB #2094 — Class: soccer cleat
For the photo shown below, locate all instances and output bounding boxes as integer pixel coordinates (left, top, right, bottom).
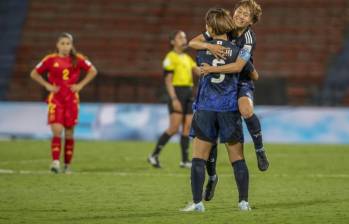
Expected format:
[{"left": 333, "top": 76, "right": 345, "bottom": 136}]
[
  {"left": 63, "top": 164, "right": 72, "bottom": 174},
  {"left": 180, "top": 201, "right": 205, "bottom": 212},
  {"left": 179, "top": 161, "right": 192, "bottom": 168},
  {"left": 238, "top": 200, "right": 251, "bottom": 211},
  {"left": 203, "top": 175, "right": 218, "bottom": 201},
  {"left": 50, "top": 160, "right": 60, "bottom": 174},
  {"left": 256, "top": 148, "right": 269, "bottom": 171},
  {"left": 147, "top": 155, "right": 161, "bottom": 168}
]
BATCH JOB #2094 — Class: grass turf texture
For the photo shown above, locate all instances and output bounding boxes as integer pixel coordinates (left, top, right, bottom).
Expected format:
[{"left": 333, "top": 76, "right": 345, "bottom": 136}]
[{"left": 0, "top": 140, "right": 348, "bottom": 224}]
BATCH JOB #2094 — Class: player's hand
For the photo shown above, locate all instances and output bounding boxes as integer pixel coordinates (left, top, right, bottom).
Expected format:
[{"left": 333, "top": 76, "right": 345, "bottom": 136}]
[
  {"left": 70, "top": 84, "right": 83, "bottom": 93},
  {"left": 45, "top": 84, "right": 59, "bottom": 93},
  {"left": 207, "top": 44, "right": 228, "bottom": 59},
  {"left": 172, "top": 98, "right": 183, "bottom": 113},
  {"left": 200, "top": 63, "right": 212, "bottom": 76}
]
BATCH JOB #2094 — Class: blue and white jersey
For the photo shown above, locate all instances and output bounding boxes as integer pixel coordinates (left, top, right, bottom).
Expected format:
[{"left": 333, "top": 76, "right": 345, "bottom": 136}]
[
  {"left": 203, "top": 27, "right": 256, "bottom": 86},
  {"left": 194, "top": 39, "right": 253, "bottom": 112}
]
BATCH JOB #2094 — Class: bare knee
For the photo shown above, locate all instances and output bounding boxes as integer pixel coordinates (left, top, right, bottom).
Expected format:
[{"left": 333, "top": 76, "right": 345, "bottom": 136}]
[
  {"left": 238, "top": 98, "right": 254, "bottom": 119},
  {"left": 166, "top": 126, "right": 180, "bottom": 136},
  {"left": 226, "top": 142, "right": 245, "bottom": 163},
  {"left": 231, "top": 154, "right": 245, "bottom": 163},
  {"left": 240, "top": 107, "right": 253, "bottom": 119},
  {"left": 182, "top": 122, "right": 192, "bottom": 136},
  {"left": 192, "top": 138, "right": 212, "bottom": 160},
  {"left": 182, "top": 127, "right": 190, "bottom": 136},
  {"left": 65, "top": 128, "right": 74, "bottom": 139},
  {"left": 51, "top": 124, "right": 64, "bottom": 137}
]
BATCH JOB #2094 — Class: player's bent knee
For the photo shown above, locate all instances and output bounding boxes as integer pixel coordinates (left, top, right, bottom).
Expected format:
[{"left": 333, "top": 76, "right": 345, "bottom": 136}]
[
  {"left": 167, "top": 128, "right": 179, "bottom": 136},
  {"left": 65, "top": 133, "right": 74, "bottom": 139},
  {"left": 51, "top": 126, "right": 64, "bottom": 137},
  {"left": 240, "top": 107, "right": 254, "bottom": 119}
]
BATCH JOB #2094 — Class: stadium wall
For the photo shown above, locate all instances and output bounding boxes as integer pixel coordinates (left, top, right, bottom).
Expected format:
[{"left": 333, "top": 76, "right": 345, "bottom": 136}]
[{"left": 0, "top": 102, "right": 348, "bottom": 144}]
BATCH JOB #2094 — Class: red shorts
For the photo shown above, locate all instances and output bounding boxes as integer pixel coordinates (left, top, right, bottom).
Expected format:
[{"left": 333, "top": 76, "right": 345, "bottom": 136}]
[{"left": 47, "top": 93, "right": 79, "bottom": 127}]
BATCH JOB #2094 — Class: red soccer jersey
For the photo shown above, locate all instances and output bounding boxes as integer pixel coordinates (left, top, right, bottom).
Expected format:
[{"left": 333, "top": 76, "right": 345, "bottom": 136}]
[{"left": 35, "top": 53, "right": 92, "bottom": 96}]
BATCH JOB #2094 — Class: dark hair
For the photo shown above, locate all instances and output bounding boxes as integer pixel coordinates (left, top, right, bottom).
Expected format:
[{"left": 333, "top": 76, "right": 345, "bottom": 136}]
[
  {"left": 57, "top": 32, "right": 78, "bottom": 68},
  {"left": 205, "top": 8, "right": 235, "bottom": 36},
  {"left": 169, "top": 30, "right": 184, "bottom": 48},
  {"left": 234, "top": 0, "right": 262, "bottom": 24}
]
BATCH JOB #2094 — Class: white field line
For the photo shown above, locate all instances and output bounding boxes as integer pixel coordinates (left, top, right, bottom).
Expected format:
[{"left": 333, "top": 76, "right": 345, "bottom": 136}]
[
  {"left": 0, "top": 159, "right": 48, "bottom": 165},
  {"left": 0, "top": 169, "right": 349, "bottom": 179}
]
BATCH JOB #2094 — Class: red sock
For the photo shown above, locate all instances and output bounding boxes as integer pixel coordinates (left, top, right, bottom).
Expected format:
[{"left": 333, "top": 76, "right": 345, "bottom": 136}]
[
  {"left": 64, "top": 138, "right": 75, "bottom": 164},
  {"left": 51, "top": 137, "right": 61, "bottom": 161}
]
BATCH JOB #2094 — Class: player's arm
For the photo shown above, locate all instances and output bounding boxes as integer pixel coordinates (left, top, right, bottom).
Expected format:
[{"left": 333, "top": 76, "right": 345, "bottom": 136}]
[
  {"left": 241, "top": 60, "right": 259, "bottom": 81},
  {"left": 164, "top": 73, "right": 182, "bottom": 112},
  {"left": 192, "top": 66, "right": 201, "bottom": 76},
  {"left": 249, "top": 69, "right": 259, "bottom": 81},
  {"left": 71, "top": 66, "right": 97, "bottom": 92},
  {"left": 201, "top": 31, "right": 255, "bottom": 75},
  {"left": 189, "top": 33, "right": 228, "bottom": 59},
  {"left": 201, "top": 56, "right": 248, "bottom": 75},
  {"left": 30, "top": 57, "right": 59, "bottom": 92},
  {"left": 30, "top": 69, "right": 59, "bottom": 92}
]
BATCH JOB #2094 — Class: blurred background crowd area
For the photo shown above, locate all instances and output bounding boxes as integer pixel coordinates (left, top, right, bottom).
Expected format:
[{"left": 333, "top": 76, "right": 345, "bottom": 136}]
[{"left": 1, "top": 0, "right": 349, "bottom": 106}]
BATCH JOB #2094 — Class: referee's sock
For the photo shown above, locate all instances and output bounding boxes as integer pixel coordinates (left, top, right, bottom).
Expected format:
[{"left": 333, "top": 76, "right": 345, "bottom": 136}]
[
  {"left": 180, "top": 135, "right": 190, "bottom": 162},
  {"left": 152, "top": 132, "right": 172, "bottom": 156}
]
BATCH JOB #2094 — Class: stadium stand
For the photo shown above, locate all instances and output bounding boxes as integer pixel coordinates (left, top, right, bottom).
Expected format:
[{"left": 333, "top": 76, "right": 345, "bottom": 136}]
[
  {"left": 0, "top": 0, "right": 28, "bottom": 100},
  {"left": 6, "top": 0, "right": 349, "bottom": 105}
]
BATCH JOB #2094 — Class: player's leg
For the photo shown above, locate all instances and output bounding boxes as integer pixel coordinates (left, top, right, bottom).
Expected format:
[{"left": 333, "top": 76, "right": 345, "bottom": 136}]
[
  {"left": 219, "top": 111, "right": 250, "bottom": 211},
  {"left": 48, "top": 95, "right": 64, "bottom": 173},
  {"left": 179, "top": 94, "right": 194, "bottom": 168},
  {"left": 62, "top": 93, "right": 78, "bottom": 174},
  {"left": 226, "top": 141, "right": 251, "bottom": 211},
  {"left": 191, "top": 138, "right": 212, "bottom": 203},
  {"left": 181, "top": 137, "right": 211, "bottom": 212},
  {"left": 181, "top": 110, "right": 217, "bottom": 212},
  {"left": 63, "top": 127, "right": 74, "bottom": 174},
  {"left": 203, "top": 144, "right": 219, "bottom": 201},
  {"left": 148, "top": 111, "right": 183, "bottom": 168},
  {"left": 238, "top": 91, "right": 269, "bottom": 171},
  {"left": 180, "top": 113, "right": 192, "bottom": 168},
  {"left": 50, "top": 123, "right": 64, "bottom": 173}
]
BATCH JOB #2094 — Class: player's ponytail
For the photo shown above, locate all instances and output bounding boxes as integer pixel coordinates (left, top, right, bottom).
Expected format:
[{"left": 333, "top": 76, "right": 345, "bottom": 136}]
[{"left": 57, "top": 32, "right": 78, "bottom": 68}]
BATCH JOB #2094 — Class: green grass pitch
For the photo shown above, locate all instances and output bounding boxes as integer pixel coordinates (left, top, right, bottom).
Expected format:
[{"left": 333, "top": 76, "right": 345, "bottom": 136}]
[{"left": 0, "top": 140, "right": 348, "bottom": 224}]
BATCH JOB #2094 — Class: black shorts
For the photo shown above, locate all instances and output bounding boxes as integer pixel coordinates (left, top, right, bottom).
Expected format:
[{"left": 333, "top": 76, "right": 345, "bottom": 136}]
[
  {"left": 238, "top": 82, "right": 254, "bottom": 101},
  {"left": 168, "top": 86, "right": 194, "bottom": 115},
  {"left": 189, "top": 110, "right": 244, "bottom": 144}
]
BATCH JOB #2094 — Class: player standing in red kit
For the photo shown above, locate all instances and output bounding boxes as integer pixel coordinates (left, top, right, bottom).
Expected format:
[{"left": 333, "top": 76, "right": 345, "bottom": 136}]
[{"left": 30, "top": 33, "right": 97, "bottom": 174}]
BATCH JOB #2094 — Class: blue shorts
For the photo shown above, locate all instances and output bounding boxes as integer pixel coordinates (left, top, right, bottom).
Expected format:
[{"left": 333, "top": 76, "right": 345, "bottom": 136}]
[
  {"left": 190, "top": 110, "right": 244, "bottom": 144},
  {"left": 238, "top": 82, "right": 254, "bottom": 101}
]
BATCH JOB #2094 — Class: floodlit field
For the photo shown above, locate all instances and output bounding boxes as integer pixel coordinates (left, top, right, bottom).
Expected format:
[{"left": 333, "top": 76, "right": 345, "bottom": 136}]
[{"left": 0, "top": 140, "right": 348, "bottom": 224}]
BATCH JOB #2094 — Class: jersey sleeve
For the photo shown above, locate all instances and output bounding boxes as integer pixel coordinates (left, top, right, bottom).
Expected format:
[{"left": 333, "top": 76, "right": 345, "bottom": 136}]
[
  {"left": 35, "top": 56, "right": 52, "bottom": 74},
  {"left": 238, "top": 30, "right": 256, "bottom": 62},
  {"left": 241, "top": 61, "right": 255, "bottom": 75},
  {"left": 77, "top": 54, "right": 93, "bottom": 71},
  {"left": 162, "top": 54, "right": 175, "bottom": 76},
  {"left": 203, "top": 31, "right": 213, "bottom": 41}
]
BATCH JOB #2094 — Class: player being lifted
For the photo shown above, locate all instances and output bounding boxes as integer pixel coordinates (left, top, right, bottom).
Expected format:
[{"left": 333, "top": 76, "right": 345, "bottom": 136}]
[
  {"left": 147, "top": 31, "right": 200, "bottom": 168},
  {"left": 189, "top": 0, "right": 268, "bottom": 201},
  {"left": 181, "top": 8, "right": 254, "bottom": 212},
  {"left": 30, "top": 32, "right": 97, "bottom": 174}
]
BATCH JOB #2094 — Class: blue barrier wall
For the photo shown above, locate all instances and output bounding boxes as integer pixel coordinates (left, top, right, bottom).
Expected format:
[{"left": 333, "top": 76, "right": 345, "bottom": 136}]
[{"left": 0, "top": 102, "right": 349, "bottom": 144}]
